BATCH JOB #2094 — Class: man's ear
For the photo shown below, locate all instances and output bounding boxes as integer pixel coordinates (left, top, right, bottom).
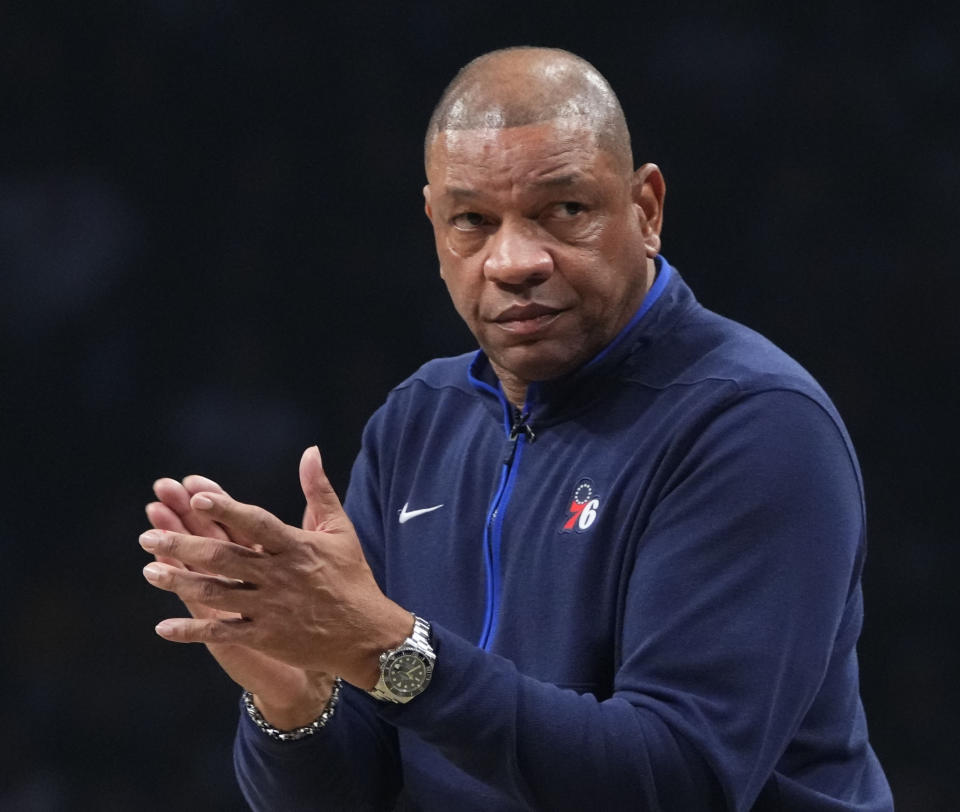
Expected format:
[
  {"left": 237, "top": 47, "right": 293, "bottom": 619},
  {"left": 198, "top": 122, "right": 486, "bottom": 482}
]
[
  {"left": 632, "top": 164, "right": 665, "bottom": 257},
  {"left": 423, "top": 184, "right": 433, "bottom": 221}
]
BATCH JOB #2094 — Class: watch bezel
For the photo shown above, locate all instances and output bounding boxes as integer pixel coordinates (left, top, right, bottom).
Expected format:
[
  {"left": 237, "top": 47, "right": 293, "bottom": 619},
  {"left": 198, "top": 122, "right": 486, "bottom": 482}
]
[{"left": 380, "top": 646, "right": 435, "bottom": 698}]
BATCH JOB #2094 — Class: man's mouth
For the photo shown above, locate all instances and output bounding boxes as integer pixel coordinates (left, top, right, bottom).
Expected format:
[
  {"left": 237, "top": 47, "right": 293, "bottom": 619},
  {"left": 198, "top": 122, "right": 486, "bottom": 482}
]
[{"left": 491, "top": 304, "right": 564, "bottom": 335}]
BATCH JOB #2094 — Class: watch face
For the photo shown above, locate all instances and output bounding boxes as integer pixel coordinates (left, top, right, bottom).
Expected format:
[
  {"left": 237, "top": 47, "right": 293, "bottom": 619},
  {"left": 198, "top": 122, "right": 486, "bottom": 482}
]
[{"left": 383, "top": 650, "right": 433, "bottom": 697}]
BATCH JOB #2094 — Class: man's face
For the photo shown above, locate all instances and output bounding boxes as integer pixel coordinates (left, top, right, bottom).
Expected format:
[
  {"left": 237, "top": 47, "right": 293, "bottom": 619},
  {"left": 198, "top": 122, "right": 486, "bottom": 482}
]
[{"left": 424, "top": 121, "right": 662, "bottom": 393}]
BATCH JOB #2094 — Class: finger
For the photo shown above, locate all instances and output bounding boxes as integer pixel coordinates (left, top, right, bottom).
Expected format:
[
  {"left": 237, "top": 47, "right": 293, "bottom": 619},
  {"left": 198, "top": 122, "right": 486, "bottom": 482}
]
[
  {"left": 145, "top": 502, "right": 239, "bottom": 579},
  {"left": 146, "top": 504, "right": 222, "bottom": 577},
  {"left": 154, "top": 616, "right": 252, "bottom": 645},
  {"left": 139, "top": 530, "right": 265, "bottom": 581},
  {"left": 153, "top": 478, "right": 192, "bottom": 515},
  {"left": 299, "top": 446, "right": 350, "bottom": 533},
  {"left": 143, "top": 562, "right": 256, "bottom": 614},
  {"left": 153, "top": 477, "right": 233, "bottom": 541},
  {"left": 145, "top": 503, "right": 195, "bottom": 571},
  {"left": 189, "top": 492, "right": 293, "bottom": 553},
  {"left": 180, "top": 507, "right": 232, "bottom": 542},
  {"left": 146, "top": 501, "right": 189, "bottom": 534},
  {"left": 147, "top": 559, "right": 241, "bottom": 620},
  {"left": 142, "top": 560, "right": 241, "bottom": 619},
  {"left": 180, "top": 479, "right": 232, "bottom": 540},
  {"left": 182, "top": 475, "right": 225, "bottom": 496}
]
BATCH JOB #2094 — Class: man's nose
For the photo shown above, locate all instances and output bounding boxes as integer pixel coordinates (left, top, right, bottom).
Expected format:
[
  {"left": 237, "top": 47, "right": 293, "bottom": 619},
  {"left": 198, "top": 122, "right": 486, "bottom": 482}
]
[{"left": 483, "top": 220, "right": 553, "bottom": 287}]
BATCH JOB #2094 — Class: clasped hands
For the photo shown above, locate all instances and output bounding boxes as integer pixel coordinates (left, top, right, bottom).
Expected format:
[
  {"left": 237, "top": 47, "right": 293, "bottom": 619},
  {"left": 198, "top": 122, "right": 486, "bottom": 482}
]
[{"left": 141, "top": 446, "right": 412, "bottom": 726}]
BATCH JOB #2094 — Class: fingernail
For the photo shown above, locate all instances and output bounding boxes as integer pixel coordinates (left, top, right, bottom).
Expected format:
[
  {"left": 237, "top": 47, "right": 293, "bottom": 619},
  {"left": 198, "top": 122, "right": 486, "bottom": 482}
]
[
  {"left": 155, "top": 620, "right": 176, "bottom": 636},
  {"left": 139, "top": 531, "right": 161, "bottom": 551},
  {"left": 193, "top": 494, "right": 214, "bottom": 509},
  {"left": 143, "top": 562, "right": 163, "bottom": 582}
]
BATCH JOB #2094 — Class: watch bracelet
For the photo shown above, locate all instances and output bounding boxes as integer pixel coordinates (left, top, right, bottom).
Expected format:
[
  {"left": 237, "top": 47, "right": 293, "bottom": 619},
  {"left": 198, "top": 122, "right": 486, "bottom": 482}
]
[
  {"left": 242, "top": 677, "right": 343, "bottom": 742},
  {"left": 410, "top": 615, "right": 431, "bottom": 647}
]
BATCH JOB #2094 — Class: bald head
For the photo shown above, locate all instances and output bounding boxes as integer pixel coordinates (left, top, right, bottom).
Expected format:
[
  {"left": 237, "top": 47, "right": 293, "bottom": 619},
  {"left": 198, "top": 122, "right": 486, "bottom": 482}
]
[{"left": 425, "top": 47, "right": 633, "bottom": 174}]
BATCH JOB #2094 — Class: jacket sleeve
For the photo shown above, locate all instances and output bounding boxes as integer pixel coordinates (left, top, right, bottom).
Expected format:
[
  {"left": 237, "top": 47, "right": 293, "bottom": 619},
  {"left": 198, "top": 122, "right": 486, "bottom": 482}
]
[
  {"left": 234, "top": 684, "right": 401, "bottom": 811},
  {"left": 372, "top": 389, "right": 868, "bottom": 810}
]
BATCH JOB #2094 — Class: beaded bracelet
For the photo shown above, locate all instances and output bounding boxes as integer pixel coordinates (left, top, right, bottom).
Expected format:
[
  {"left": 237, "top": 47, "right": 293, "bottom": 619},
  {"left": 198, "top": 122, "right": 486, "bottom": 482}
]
[{"left": 241, "top": 677, "right": 343, "bottom": 742}]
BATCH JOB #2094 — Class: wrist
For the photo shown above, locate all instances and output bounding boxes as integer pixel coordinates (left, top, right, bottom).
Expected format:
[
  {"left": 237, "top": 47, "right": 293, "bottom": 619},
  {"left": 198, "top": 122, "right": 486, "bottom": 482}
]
[
  {"left": 252, "top": 672, "right": 337, "bottom": 730},
  {"left": 244, "top": 677, "right": 342, "bottom": 741},
  {"left": 342, "top": 602, "right": 418, "bottom": 690}
]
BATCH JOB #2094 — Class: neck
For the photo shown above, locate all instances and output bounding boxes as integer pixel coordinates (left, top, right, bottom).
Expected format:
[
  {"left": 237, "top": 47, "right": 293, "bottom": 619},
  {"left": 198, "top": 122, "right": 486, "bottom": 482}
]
[{"left": 490, "top": 362, "right": 527, "bottom": 409}]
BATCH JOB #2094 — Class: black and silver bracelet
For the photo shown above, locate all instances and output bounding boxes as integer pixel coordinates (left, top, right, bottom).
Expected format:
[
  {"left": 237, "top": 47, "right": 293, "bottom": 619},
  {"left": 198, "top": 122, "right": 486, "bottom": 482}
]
[{"left": 241, "top": 677, "right": 343, "bottom": 742}]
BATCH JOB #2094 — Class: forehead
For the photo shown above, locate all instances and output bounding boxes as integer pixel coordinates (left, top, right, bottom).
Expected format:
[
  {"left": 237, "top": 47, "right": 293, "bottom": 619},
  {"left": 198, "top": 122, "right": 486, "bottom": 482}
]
[{"left": 427, "top": 120, "right": 616, "bottom": 192}]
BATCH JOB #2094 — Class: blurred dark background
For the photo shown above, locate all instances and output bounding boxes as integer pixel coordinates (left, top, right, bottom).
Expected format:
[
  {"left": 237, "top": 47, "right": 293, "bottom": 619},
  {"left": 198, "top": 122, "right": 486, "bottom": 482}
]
[{"left": 1, "top": 2, "right": 956, "bottom": 809}]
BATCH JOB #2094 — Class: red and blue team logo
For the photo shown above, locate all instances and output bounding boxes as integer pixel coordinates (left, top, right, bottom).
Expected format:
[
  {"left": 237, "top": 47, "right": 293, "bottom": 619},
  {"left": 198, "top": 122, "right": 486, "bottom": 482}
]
[{"left": 560, "top": 478, "right": 601, "bottom": 534}]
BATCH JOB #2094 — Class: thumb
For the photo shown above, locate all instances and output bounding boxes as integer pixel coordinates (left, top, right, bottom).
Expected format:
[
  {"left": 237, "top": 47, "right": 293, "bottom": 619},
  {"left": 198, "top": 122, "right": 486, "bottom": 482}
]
[{"left": 299, "top": 446, "right": 348, "bottom": 532}]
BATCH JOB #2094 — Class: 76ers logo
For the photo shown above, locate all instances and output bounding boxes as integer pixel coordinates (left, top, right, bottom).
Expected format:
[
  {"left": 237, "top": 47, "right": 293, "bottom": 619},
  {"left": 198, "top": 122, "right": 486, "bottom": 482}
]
[{"left": 560, "top": 478, "right": 601, "bottom": 533}]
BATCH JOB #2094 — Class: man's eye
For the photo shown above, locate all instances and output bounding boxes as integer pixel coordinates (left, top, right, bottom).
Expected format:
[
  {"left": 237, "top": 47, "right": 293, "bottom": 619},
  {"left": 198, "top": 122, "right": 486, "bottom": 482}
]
[
  {"left": 452, "top": 212, "right": 485, "bottom": 230},
  {"left": 552, "top": 202, "right": 585, "bottom": 218}
]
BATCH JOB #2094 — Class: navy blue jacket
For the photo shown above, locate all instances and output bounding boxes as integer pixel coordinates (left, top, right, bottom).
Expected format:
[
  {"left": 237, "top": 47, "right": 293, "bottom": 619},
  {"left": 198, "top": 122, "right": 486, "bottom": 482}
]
[{"left": 235, "top": 257, "right": 893, "bottom": 810}]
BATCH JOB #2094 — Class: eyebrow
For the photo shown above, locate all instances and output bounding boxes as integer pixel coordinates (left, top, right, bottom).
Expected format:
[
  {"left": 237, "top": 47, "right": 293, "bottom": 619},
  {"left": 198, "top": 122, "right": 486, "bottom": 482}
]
[
  {"left": 445, "top": 186, "right": 482, "bottom": 200},
  {"left": 533, "top": 173, "right": 583, "bottom": 188},
  {"left": 443, "top": 173, "right": 585, "bottom": 200}
]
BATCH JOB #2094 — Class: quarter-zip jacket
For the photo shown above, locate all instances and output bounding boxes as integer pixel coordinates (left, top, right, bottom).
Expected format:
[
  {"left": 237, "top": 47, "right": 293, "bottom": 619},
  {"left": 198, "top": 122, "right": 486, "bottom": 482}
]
[{"left": 235, "top": 257, "right": 893, "bottom": 811}]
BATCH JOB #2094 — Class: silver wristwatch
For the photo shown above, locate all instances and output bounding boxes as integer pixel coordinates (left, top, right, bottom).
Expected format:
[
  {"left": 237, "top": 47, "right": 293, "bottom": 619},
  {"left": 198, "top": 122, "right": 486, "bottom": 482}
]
[{"left": 368, "top": 615, "right": 435, "bottom": 703}]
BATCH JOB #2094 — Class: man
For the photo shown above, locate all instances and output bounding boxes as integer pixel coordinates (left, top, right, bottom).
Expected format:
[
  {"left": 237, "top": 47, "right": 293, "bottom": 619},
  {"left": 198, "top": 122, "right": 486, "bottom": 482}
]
[{"left": 141, "top": 47, "right": 893, "bottom": 810}]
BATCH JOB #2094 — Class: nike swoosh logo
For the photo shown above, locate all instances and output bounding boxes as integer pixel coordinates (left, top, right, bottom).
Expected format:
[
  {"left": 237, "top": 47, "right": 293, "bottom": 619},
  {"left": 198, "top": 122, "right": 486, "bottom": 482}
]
[{"left": 398, "top": 502, "right": 444, "bottom": 524}]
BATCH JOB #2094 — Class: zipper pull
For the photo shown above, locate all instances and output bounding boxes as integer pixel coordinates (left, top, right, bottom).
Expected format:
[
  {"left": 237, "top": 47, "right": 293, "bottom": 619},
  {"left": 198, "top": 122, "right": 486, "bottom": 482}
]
[
  {"left": 508, "top": 408, "right": 535, "bottom": 443},
  {"left": 509, "top": 421, "right": 536, "bottom": 443},
  {"left": 504, "top": 410, "right": 535, "bottom": 464}
]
